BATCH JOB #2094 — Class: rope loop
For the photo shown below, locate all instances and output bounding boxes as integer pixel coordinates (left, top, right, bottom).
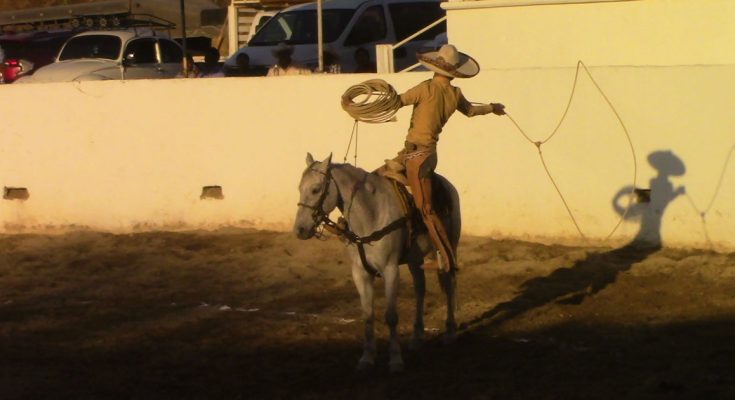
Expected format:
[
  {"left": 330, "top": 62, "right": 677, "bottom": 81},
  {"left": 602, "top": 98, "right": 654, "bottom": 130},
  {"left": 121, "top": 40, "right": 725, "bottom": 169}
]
[
  {"left": 504, "top": 60, "right": 638, "bottom": 242},
  {"left": 341, "top": 79, "right": 402, "bottom": 124}
]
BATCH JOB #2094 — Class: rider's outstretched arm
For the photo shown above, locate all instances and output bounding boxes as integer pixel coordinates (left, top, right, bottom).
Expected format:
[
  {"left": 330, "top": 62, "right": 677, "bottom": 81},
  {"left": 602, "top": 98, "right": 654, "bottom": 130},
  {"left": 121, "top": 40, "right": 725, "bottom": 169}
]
[{"left": 458, "top": 94, "right": 505, "bottom": 117}]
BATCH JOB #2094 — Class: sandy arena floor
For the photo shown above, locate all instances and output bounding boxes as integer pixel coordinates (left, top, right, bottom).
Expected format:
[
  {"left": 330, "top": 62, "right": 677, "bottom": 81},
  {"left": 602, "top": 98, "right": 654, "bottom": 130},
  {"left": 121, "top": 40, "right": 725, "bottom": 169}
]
[{"left": 0, "top": 229, "right": 734, "bottom": 399}]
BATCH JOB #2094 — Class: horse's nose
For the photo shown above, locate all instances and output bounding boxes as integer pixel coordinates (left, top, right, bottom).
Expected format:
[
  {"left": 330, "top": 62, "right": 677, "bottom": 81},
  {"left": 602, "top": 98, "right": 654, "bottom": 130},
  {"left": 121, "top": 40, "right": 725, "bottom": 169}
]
[{"left": 294, "top": 225, "right": 311, "bottom": 240}]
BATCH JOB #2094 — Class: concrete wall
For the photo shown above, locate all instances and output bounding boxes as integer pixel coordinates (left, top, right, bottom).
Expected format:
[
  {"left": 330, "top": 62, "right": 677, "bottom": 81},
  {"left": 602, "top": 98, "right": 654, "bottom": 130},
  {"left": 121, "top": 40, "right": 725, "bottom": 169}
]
[
  {"left": 1, "top": 0, "right": 734, "bottom": 250},
  {"left": 439, "top": 0, "right": 735, "bottom": 249}
]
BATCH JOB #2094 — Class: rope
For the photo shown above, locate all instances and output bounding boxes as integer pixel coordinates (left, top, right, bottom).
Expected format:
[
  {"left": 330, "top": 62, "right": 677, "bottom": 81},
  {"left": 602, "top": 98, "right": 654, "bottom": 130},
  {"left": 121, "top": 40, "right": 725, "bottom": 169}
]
[
  {"left": 684, "top": 144, "right": 735, "bottom": 249},
  {"left": 341, "top": 79, "right": 402, "bottom": 124},
  {"left": 503, "top": 60, "right": 638, "bottom": 241},
  {"left": 343, "top": 120, "right": 359, "bottom": 166}
]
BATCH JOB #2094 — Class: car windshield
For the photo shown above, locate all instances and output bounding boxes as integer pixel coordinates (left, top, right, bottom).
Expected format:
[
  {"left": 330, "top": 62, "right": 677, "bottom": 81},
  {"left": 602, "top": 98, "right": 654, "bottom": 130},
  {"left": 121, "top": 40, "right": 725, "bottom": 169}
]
[
  {"left": 248, "top": 9, "right": 355, "bottom": 45},
  {"left": 58, "top": 35, "right": 122, "bottom": 61}
]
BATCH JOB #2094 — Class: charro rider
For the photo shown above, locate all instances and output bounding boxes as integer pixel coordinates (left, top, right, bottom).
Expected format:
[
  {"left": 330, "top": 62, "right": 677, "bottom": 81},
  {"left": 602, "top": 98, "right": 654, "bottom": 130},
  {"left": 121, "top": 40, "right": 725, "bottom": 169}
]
[{"left": 345, "top": 44, "right": 505, "bottom": 271}]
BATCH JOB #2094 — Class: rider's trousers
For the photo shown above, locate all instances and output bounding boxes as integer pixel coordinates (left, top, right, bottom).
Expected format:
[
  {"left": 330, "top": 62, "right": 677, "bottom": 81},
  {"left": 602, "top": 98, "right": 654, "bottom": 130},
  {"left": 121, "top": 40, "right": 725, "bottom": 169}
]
[{"left": 404, "top": 148, "right": 457, "bottom": 271}]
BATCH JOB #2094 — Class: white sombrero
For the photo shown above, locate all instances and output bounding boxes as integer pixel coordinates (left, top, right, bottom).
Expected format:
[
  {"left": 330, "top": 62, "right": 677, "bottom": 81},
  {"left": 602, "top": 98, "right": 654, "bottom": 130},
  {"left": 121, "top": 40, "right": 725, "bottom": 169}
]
[{"left": 417, "top": 44, "right": 480, "bottom": 79}]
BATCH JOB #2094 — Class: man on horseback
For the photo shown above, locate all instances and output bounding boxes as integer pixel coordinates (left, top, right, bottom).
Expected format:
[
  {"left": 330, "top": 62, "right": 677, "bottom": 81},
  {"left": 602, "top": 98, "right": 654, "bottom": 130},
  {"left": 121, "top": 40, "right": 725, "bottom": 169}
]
[{"left": 357, "top": 44, "right": 505, "bottom": 272}]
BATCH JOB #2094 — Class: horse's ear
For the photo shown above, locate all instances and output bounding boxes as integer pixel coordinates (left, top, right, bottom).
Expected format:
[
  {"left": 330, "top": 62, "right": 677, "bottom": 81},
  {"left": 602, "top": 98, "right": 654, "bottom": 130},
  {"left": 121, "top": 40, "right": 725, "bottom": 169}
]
[
  {"left": 315, "top": 153, "right": 332, "bottom": 173},
  {"left": 321, "top": 153, "right": 333, "bottom": 167},
  {"left": 306, "top": 153, "right": 315, "bottom": 166}
]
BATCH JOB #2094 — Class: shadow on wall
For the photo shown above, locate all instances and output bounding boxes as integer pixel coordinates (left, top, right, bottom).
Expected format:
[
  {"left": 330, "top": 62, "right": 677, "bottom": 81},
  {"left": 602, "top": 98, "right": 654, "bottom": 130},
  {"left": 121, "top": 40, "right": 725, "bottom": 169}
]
[
  {"left": 463, "top": 151, "right": 687, "bottom": 331},
  {"left": 612, "top": 150, "right": 687, "bottom": 248}
]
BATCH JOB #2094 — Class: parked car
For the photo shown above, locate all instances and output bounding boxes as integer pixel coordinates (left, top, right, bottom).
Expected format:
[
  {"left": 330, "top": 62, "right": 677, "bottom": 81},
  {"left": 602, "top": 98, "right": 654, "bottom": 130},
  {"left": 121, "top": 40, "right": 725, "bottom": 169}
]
[
  {"left": 223, "top": 0, "right": 446, "bottom": 74},
  {"left": 18, "top": 30, "right": 183, "bottom": 83},
  {"left": 0, "top": 30, "right": 79, "bottom": 83}
]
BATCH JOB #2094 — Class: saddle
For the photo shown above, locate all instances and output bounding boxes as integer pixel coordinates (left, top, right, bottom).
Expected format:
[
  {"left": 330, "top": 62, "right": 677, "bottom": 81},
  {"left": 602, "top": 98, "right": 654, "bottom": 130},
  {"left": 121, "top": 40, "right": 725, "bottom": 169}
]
[
  {"left": 324, "top": 160, "right": 455, "bottom": 277},
  {"left": 376, "top": 159, "right": 454, "bottom": 232}
]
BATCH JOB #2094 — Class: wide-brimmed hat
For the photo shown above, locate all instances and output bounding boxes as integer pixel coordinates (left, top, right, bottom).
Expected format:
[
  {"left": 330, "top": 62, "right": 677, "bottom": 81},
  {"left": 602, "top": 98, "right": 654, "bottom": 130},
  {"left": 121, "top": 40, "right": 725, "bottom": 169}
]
[
  {"left": 648, "top": 150, "right": 686, "bottom": 176},
  {"left": 417, "top": 44, "right": 480, "bottom": 79},
  {"left": 272, "top": 42, "right": 294, "bottom": 56}
]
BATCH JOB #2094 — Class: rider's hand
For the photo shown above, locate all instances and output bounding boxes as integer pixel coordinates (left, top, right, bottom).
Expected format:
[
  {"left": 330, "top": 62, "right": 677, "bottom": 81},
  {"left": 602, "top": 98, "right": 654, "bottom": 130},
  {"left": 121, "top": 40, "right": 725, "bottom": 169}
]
[{"left": 490, "top": 103, "right": 506, "bottom": 115}]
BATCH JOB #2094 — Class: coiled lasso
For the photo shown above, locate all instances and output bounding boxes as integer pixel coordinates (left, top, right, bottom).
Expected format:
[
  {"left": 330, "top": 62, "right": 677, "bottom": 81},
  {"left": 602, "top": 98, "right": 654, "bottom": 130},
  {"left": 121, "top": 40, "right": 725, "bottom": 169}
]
[{"left": 341, "top": 79, "right": 402, "bottom": 123}]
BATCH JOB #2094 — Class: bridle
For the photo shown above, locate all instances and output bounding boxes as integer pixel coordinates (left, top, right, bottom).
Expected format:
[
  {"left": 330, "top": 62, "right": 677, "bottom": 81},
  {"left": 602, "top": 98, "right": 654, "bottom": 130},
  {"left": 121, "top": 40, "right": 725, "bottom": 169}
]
[
  {"left": 297, "top": 162, "right": 409, "bottom": 278},
  {"left": 297, "top": 161, "right": 340, "bottom": 232}
]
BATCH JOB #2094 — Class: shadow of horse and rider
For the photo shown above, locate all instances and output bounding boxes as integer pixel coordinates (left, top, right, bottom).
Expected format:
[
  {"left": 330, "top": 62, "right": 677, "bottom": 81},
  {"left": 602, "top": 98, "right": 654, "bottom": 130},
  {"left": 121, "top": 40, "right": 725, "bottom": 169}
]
[{"left": 464, "top": 150, "right": 687, "bottom": 331}]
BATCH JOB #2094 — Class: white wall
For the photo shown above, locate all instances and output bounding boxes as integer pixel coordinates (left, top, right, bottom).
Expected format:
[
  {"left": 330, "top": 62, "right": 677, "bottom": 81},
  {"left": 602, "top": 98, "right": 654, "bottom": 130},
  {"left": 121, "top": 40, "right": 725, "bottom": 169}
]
[{"left": 1, "top": 0, "right": 734, "bottom": 250}]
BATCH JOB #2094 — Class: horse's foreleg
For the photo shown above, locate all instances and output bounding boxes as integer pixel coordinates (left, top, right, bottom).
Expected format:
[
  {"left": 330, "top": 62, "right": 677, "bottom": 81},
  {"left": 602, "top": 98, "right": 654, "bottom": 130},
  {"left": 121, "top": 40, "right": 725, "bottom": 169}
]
[
  {"left": 408, "top": 262, "right": 426, "bottom": 349},
  {"left": 438, "top": 269, "right": 457, "bottom": 344},
  {"left": 352, "top": 263, "right": 376, "bottom": 371},
  {"left": 383, "top": 263, "right": 404, "bottom": 373}
]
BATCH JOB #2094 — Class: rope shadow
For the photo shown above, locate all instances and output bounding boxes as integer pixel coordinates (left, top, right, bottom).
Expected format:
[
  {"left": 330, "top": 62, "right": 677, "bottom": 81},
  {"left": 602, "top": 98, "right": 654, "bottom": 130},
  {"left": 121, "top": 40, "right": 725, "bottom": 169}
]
[{"left": 684, "top": 144, "right": 735, "bottom": 249}]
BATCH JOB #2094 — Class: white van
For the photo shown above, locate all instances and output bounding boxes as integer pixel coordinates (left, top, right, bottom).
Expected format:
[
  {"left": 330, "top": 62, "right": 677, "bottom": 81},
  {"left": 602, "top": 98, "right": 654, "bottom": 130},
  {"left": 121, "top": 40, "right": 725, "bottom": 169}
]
[{"left": 223, "top": 0, "right": 446, "bottom": 74}]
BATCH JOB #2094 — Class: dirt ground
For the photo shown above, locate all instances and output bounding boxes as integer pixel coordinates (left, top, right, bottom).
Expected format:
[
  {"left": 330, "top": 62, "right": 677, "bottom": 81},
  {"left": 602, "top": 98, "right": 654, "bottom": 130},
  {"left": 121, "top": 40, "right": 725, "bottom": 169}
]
[{"left": 0, "top": 229, "right": 733, "bottom": 399}]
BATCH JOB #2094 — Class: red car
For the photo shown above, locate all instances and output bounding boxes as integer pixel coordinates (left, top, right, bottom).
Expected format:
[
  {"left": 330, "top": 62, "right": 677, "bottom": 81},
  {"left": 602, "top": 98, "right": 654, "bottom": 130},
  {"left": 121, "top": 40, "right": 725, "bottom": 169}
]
[{"left": 0, "top": 30, "right": 79, "bottom": 83}]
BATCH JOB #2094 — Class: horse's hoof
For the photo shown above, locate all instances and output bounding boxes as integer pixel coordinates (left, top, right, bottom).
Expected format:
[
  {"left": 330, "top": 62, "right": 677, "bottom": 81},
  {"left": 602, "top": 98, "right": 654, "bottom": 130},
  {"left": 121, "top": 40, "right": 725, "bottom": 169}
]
[
  {"left": 355, "top": 360, "right": 374, "bottom": 373},
  {"left": 443, "top": 332, "right": 457, "bottom": 346},
  {"left": 389, "top": 362, "right": 405, "bottom": 374}
]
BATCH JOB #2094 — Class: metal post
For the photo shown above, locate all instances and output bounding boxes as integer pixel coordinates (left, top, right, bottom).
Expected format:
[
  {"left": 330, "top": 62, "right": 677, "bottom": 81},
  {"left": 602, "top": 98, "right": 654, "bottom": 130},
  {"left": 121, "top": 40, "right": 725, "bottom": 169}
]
[
  {"left": 317, "top": 0, "right": 323, "bottom": 72},
  {"left": 179, "top": 0, "right": 189, "bottom": 76},
  {"left": 227, "top": 4, "right": 239, "bottom": 56},
  {"left": 375, "top": 44, "right": 394, "bottom": 73}
]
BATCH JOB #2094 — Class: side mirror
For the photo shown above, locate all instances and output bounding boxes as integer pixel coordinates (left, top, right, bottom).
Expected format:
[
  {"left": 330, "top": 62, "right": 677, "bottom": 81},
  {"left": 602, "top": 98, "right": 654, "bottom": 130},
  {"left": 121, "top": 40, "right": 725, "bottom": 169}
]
[{"left": 122, "top": 53, "right": 135, "bottom": 67}]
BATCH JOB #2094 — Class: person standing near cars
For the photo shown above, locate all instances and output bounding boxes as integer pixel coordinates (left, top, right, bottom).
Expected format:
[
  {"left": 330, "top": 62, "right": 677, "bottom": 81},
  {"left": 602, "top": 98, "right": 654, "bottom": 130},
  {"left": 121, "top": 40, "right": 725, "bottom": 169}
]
[
  {"left": 0, "top": 44, "right": 5, "bottom": 83},
  {"left": 267, "top": 43, "right": 311, "bottom": 76},
  {"left": 344, "top": 44, "right": 505, "bottom": 271},
  {"left": 199, "top": 47, "right": 224, "bottom": 78},
  {"left": 352, "top": 47, "right": 376, "bottom": 73}
]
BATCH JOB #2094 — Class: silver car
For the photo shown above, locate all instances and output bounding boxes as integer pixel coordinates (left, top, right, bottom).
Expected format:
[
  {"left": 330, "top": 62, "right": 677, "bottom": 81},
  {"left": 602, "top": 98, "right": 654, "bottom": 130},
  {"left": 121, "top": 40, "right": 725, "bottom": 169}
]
[{"left": 20, "top": 30, "right": 183, "bottom": 83}]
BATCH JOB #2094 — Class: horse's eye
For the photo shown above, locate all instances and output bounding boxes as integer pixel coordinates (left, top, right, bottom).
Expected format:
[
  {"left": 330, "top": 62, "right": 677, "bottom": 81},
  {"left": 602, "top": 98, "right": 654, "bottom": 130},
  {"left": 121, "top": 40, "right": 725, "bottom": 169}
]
[{"left": 311, "top": 186, "right": 321, "bottom": 195}]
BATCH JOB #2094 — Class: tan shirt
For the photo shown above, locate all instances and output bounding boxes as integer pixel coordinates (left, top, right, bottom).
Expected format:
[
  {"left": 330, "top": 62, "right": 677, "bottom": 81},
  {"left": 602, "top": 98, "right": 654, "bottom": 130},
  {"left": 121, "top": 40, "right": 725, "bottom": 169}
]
[
  {"left": 266, "top": 64, "right": 312, "bottom": 76},
  {"left": 400, "top": 77, "right": 493, "bottom": 147}
]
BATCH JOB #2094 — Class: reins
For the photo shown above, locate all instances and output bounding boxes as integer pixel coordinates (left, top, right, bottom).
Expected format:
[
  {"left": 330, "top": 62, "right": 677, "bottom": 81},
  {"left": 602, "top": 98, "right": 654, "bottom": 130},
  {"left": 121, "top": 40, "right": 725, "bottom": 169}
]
[{"left": 299, "top": 163, "right": 408, "bottom": 278}]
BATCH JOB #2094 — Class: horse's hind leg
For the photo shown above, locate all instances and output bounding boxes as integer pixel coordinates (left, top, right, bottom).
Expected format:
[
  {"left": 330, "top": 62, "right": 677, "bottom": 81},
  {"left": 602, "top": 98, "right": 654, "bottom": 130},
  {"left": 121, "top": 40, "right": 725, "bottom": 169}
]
[
  {"left": 383, "top": 263, "right": 404, "bottom": 373},
  {"left": 438, "top": 269, "right": 457, "bottom": 344},
  {"left": 351, "top": 263, "right": 376, "bottom": 371},
  {"left": 408, "top": 262, "right": 426, "bottom": 349}
]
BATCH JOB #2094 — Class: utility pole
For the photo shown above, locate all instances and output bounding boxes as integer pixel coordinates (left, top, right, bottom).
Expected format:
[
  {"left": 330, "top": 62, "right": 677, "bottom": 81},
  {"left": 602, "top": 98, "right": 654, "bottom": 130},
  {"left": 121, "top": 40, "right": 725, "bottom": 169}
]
[
  {"left": 317, "top": 0, "right": 323, "bottom": 72},
  {"left": 179, "top": 0, "right": 189, "bottom": 76}
]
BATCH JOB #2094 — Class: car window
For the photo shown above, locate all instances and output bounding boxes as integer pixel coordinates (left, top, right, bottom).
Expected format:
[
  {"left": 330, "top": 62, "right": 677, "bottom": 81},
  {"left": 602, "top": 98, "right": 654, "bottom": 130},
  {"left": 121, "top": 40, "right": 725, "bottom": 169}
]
[
  {"left": 1, "top": 32, "right": 76, "bottom": 65},
  {"left": 254, "top": 15, "right": 272, "bottom": 34},
  {"left": 249, "top": 9, "right": 356, "bottom": 45},
  {"left": 388, "top": 2, "right": 446, "bottom": 42},
  {"left": 158, "top": 39, "right": 183, "bottom": 63},
  {"left": 344, "top": 5, "right": 387, "bottom": 47},
  {"left": 124, "top": 38, "right": 157, "bottom": 64},
  {"left": 58, "top": 35, "right": 122, "bottom": 61}
]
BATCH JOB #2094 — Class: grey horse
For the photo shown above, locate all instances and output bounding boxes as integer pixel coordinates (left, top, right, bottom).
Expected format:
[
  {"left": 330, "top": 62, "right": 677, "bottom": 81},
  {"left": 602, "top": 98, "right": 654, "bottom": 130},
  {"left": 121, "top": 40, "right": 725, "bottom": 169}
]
[{"left": 293, "top": 153, "right": 461, "bottom": 373}]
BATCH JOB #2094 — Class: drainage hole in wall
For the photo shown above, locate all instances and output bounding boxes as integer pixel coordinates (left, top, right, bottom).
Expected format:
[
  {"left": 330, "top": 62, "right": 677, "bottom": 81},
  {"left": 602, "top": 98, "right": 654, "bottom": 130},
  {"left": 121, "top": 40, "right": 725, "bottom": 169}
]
[
  {"left": 200, "top": 186, "right": 224, "bottom": 200},
  {"left": 4, "top": 187, "right": 30, "bottom": 201}
]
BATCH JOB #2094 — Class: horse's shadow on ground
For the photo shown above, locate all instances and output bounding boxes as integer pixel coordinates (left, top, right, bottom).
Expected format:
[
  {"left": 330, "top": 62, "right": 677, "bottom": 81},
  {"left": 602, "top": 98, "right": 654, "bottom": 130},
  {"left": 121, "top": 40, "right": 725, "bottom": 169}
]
[{"left": 462, "top": 242, "right": 661, "bottom": 331}]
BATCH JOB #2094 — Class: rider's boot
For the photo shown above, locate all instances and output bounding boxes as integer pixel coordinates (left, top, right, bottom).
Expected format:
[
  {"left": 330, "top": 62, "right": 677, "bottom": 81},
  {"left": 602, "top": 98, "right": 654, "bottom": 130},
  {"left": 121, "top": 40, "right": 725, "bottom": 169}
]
[{"left": 423, "top": 213, "right": 457, "bottom": 272}]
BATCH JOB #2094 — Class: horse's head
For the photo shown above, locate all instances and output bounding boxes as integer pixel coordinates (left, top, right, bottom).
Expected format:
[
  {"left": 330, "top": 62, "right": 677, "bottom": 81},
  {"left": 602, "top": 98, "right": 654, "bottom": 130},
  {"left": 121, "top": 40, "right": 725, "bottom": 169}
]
[{"left": 294, "top": 152, "right": 339, "bottom": 239}]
